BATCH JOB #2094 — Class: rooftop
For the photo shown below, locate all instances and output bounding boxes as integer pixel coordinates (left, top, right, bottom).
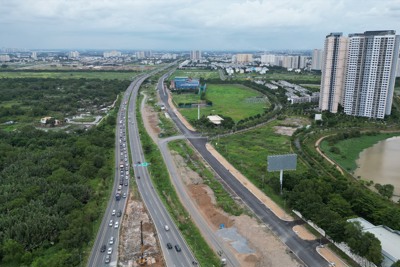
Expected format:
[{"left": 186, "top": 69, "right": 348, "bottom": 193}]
[{"left": 348, "top": 217, "right": 400, "bottom": 263}]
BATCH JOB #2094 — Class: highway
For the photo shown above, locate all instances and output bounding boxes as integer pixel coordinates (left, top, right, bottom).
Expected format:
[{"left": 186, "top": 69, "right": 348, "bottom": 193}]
[
  {"left": 88, "top": 68, "right": 197, "bottom": 267},
  {"left": 126, "top": 73, "right": 198, "bottom": 267},
  {"left": 156, "top": 74, "right": 331, "bottom": 267},
  {"left": 87, "top": 79, "right": 139, "bottom": 267}
]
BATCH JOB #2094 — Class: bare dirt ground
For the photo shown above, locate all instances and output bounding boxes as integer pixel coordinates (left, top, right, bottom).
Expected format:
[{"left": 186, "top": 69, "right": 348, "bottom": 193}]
[
  {"left": 274, "top": 117, "right": 311, "bottom": 136},
  {"left": 141, "top": 97, "right": 302, "bottom": 267},
  {"left": 119, "top": 194, "right": 164, "bottom": 267}
]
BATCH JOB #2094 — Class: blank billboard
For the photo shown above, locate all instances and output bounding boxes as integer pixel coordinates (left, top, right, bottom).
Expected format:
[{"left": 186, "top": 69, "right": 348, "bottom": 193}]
[{"left": 267, "top": 154, "right": 297, "bottom": 172}]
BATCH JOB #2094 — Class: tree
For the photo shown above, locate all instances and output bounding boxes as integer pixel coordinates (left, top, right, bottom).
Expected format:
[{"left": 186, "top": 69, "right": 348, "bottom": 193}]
[{"left": 1, "top": 239, "right": 25, "bottom": 264}]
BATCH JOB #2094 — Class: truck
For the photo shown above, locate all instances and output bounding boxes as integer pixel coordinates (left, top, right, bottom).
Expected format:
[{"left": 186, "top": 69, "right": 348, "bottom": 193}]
[{"left": 115, "top": 193, "right": 121, "bottom": 201}]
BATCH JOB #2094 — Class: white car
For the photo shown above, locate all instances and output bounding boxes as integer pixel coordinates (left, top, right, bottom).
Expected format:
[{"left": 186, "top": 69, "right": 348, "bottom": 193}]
[
  {"left": 109, "top": 236, "right": 114, "bottom": 245},
  {"left": 111, "top": 210, "right": 116, "bottom": 216},
  {"left": 114, "top": 221, "right": 119, "bottom": 228},
  {"left": 107, "top": 247, "right": 113, "bottom": 255},
  {"left": 109, "top": 220, "right": 113, "bottom": 227}
]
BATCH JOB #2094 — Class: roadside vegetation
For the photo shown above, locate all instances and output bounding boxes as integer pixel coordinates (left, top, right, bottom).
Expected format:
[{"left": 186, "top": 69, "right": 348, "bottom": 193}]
[
  {"left": 135, "top": 79, "right": 221, "bottom": 266},
  {"left": 0, "top": 70, "right": 138, "bottom": 80},
  {"left": 0, "top": 78, "right": 130, "bottom": 130},
  {"left": 0, "top": 99, "right": 121, "bottom": 267},
  {"left": 320, "top": 131, "right": 400, "bottom": 172},
  {"left": 168, "top": 140, "right": 243, "bottom": 216}
]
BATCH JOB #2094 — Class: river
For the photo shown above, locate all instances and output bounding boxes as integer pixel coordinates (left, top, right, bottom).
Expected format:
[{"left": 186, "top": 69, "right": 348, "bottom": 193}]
[{"left": 354, "top": 136, "right": 400, "bottom": 199}]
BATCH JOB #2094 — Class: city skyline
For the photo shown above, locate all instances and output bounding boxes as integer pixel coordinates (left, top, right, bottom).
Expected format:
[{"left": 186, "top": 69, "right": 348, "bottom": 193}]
[{"left": 1, "top": 0, "right": 400, "bottom": 50}]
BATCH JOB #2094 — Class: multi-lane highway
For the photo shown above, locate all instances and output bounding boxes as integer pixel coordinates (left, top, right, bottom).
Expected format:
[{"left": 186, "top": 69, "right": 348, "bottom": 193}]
[
  {"left": 126, "top": 74, "right": 198, "bottom": 267},
  {"left": 87, "top": 79, "right": 138, "bottom": 267},
  {"left": 88, "top": 68, "right": 197, "bottom": 267},
  {"left": 156, "top": 73, "right": 331, "bottom": 267}
]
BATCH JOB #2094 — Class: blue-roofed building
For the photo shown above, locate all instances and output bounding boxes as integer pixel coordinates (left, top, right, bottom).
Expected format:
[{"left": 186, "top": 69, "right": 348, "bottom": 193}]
[{"left": 172, "top": 77, "right": 200, "bottom": 91}]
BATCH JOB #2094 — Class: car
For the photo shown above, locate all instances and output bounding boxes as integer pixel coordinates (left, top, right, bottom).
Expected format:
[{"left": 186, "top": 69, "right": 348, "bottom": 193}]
[
  {"left": 137, "top": 161, "right": 141, "bottom": 164},
  {"left": 109, "top": 236, "right": 114, "bottom": 245},
  {"left": 123, "top": 193, "right": 127, "bottom": 198},
  {"left": 105, "top": 254, "right": 111, "bottom": 264},
  {"left": 125, "top": 175, "right": 129, "bottom": 180},
  {"left": 109, "top": 220, "right": 113, "bottom": 227},
  {"left": 117, "top": 210, "right": 122, "bottom": 217},
  {"left": 166, "top": 243, "right": 173, "bottom": 249},
  {"left": 100, "top": 244, "right": 107, "bottom": 252},
  {"left": 164, "top": 225, "right": 169, "bottom": 231},
  {"left": 175, "top": 244, "right": 181, "bottom": 252},
  {"left": 124, "top": 181, "right": 128, "bottom": 186},
  {"left": 114, "top": 221, "right": 119, "bottom": 228},
  {"left": 137, "top": 176, "right": 140, "bottom": 179},
  {"left": 111, "top": 209, "right": 116, "bottom": 216},
  {"left": 107, "top": 247, "right": 113, "bottom": 255}
]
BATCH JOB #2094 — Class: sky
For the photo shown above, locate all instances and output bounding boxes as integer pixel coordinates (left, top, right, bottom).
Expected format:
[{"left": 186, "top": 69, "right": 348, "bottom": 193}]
[{"left": 1, "top": 0, "right": 400, "bottom": 51}]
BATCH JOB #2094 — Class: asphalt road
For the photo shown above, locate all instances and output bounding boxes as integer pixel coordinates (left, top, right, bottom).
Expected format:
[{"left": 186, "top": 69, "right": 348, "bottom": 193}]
[
  {"left": 157, "top": 74, "right": 331, "bottom": 267},
  {"left": 126, "top": 73, "right": 198, "bottom": 267},
  {"left": 87, "top": 79, "right": 138, "bottom": 267}
]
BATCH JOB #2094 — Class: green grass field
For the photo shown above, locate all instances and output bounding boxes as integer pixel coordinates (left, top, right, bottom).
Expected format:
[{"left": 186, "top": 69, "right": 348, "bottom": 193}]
[
  {"left": 172, "top": 69, "right": 220, "bottom": 80},
  {"left": 173, "top": 84, "right": 270, "bottom": 122},
  {"left": 320, "top": 133, "right": 400, "bottom": 172},
  {"left": 230, "top": 71, "right": 321, "bottom": 84},
  {"left": 0, "top": 71, "right": 137, "bottom": 80},
  {"left": 215, "top": 120, "right": 308, "bottom": 204}
]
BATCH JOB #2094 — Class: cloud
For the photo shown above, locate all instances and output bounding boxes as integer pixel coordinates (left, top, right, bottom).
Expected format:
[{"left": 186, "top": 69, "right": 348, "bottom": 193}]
[{"left": 0, "top": 0, "right": 399, "bottom": 49}]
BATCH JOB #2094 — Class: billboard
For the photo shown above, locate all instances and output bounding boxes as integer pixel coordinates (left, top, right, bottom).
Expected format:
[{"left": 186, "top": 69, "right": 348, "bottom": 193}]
[{"left": 267, "top": 154, "right": 297, "bottom": 172}]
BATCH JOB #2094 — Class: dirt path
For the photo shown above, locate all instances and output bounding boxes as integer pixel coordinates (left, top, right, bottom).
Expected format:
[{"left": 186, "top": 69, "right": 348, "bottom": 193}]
[
  {"left": 166, "top": 91, "right": 196, "bottom": 132},
  {"left": 315, "top": 136, "right": 344, "bottom": 175}
]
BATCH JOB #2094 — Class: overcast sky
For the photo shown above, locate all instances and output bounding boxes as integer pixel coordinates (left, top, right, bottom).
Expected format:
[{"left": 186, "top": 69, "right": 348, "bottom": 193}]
[{"left": 1, "top": 0, "right": 400, "bottom": 51}]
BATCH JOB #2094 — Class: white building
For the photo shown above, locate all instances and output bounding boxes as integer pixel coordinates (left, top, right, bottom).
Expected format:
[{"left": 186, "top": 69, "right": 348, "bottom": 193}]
[
  {"left": 0, "top": 54, "right": 11, "bottom": 62},
  {"left": 190, "top": 50, "right": 202, "bottom": 61},
  {"left": 348, "top": 218, "right": 400, "bottom": 267},
  {"left": 68, "top": 51, "right": 80, "bottom": 59},
  {"left": 103, "top": 50, "right": 122, "bottom": 58},
  {"left": 234, "top": 54, "right": 253, "bottom": 64},
  {"left": 311, "top": 49, "right": 323, "bottom": 70},
  {"left": 343, "top": 30, "right": 400, "bottom": 119}
]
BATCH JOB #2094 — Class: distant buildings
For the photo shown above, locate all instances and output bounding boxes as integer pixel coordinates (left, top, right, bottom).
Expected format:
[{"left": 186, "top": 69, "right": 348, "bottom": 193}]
[
  {"left": 103, "top": 50, "right": 121, "bottom": 58},
  {"left": 319, "top": 30, "right": 400, "bottom": 119},
  {"left": 31, "top": 51, "right": 38, "bottom": 60},
  {"left": 260, "top": 54, "right": 308, "bottom": 69},
  {"left": 233, "top": 54, "right": 253, "bottom": 64},
  {"left": 0, "top": 54, "right": 11, "bottom": 62},
  {"left": 68, "top": 51, "right": 80, "bottom": 59},
  {"left": 311, "top": 49, "right": 323, "bottom": 70},
  {"left": 190, "top": 50, "right": 202, "bottom": 61}
]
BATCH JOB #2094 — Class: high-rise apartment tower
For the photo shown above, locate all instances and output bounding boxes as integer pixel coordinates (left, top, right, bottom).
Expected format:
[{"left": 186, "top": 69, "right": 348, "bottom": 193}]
[
  {"left": 343, "top": 30, "right": 400, "bottom": 119},
  {"left": 319, "top": 33, "right": 348, "bottom": 113}
]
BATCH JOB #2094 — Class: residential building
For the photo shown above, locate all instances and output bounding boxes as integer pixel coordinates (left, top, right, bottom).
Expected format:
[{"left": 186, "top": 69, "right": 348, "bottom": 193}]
[
  {"left": 31, "top": 51, "right": 38, "bottom": 60},
  {"left": 68, "top": 51, "right": 80, "bottom": 59},
  {"left": 319, "top": 32, "right": 348, "bottom": 113},
  {"left": 343, "top": 30, "right": 399, "bottom": 119},
  {"left": 190, "top": 50, "right": 202, "bottom": 61},
  {"left": 103, "top": 50, "right": 121, "bottom": 58},
  {"left": 311, "top": 49, "right": 323, "bottom": 70},
  {"left": 234, "top": 54, "right": 253, "bottom": 64},
  {"left": 0, "top": 54, "right": 11, "bottom": 62},
  {"left": 135, "top": 51, "right": 145, "bottom": 59}
]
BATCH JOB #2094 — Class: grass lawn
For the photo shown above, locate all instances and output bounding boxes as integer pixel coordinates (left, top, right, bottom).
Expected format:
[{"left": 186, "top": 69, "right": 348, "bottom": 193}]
[
  {"left": 172, "top": 69, "right": 220, "bottom": 80},
  {"left": 320, "top": 133, "right": 400, "bottom": 172},
  {"left": 173, "top": 84, "right": 270, "bottom": 122},
  {"left": 230, "top": 71, "right": 321, "bottom": 84},
  {"left": 215, "top": 120, "right": 308, "bottom": 204},
  {"left": 0, "top": 71, "right": 137, "bottom": 80}
]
